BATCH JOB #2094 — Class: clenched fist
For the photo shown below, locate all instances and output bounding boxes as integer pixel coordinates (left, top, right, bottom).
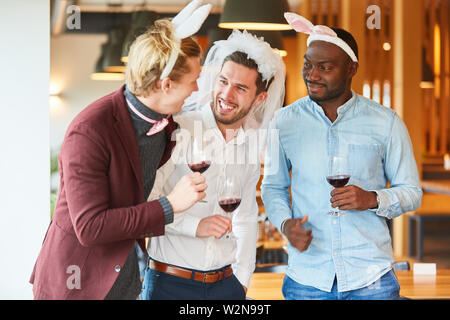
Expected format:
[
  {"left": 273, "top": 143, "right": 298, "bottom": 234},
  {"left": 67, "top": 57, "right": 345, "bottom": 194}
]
[{"left": 166, "top": 172, "right": 207, "bottom": 213}]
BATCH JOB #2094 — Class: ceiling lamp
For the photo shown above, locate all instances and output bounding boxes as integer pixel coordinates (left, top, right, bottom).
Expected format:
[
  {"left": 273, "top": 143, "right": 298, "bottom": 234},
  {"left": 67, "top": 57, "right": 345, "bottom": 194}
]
[
  {"left": 121, "top": 10, "right": 159, "bottom": 63},
  {"left": 204, "top": 28, "right": 232, "bottom": 57},
  {"left": 91, "top": 43, "right": 125, "bottom": 81},
  {"left": 206, "top": 29, "right": 287, "bottom": 58},
  {"left": 249, "top": 31, "right": 287, "bottom": 57},
  {"left": 91, "top": 72, "right": 125, "bottom": 81},
  {"left": 219, "top": 0, "right": 291, "bottom": 31},
  {"left": 103, "top": 27, "right": 127, "bottom": 73}
]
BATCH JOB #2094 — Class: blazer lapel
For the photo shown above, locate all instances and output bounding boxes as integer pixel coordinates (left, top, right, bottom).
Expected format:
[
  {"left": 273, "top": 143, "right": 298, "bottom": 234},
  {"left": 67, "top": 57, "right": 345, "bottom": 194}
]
[
  {"left": 110, "top": 85, "right": 179, "bottom": 200},
  {"left": 111, "top": 85, "right": 145, "bottom": 202}
]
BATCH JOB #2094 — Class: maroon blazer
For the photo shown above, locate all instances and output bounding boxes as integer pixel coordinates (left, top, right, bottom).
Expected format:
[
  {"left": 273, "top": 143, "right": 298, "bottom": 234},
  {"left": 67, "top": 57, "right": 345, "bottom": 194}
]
[{"left": 30, "top": 85, "right": 177, "bottom": 299}]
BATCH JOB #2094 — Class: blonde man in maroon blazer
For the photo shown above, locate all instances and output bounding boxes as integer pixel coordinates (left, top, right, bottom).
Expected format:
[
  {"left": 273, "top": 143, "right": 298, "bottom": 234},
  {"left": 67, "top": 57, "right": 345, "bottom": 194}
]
[{"left": 30, "top": 17, "right": 208, "bottom": 299}]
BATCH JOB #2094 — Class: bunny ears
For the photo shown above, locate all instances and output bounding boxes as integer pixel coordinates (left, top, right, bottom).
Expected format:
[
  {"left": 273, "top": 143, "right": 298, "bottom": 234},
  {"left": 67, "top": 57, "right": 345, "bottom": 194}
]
[
  {"left": 284, "top": 12, "right": 358, "bottom": 62},
  {"left": 160, "top": 0, "right": 211, "bottom": 79}
]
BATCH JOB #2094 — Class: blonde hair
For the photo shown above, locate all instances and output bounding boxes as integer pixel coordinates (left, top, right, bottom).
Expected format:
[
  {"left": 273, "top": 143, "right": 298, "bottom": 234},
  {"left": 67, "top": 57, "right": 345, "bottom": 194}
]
[{"left": 125, "top": 19, "right": 201, "bottom": 97}]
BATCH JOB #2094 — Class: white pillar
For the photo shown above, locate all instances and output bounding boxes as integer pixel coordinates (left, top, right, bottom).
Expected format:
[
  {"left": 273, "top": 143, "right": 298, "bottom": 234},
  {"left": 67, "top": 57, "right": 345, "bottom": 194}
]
[{"left": 0, "top": 0, "right": 50, "bottom": 299}]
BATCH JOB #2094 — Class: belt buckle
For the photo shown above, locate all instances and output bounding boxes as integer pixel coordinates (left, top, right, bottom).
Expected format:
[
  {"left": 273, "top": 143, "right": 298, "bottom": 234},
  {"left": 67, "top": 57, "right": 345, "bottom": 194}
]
[{"left": 203, "top": 271, "right": 218, "bottom": 283}]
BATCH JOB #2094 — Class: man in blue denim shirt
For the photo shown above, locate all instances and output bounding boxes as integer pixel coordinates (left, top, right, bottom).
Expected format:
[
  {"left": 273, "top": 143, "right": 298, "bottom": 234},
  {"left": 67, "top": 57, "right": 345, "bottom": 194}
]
[{"left": 261, "top": 15, "right": 422, "bottom": 300}]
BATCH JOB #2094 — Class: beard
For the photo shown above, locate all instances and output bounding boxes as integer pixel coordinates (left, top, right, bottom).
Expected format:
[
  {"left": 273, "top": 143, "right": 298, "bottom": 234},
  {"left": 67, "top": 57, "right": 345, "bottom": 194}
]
[
  {"left": 305, "top": 79, "right": 348, "bottom": 104},
  {"left": 211, "top": 96, "right": 255, "bottom": 125}
]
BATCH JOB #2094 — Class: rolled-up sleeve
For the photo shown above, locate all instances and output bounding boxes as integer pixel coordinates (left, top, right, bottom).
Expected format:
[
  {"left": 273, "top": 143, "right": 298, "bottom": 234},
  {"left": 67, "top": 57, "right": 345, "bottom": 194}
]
[{"left": 371, "top": 114, "right": 423, "bottom": 219}]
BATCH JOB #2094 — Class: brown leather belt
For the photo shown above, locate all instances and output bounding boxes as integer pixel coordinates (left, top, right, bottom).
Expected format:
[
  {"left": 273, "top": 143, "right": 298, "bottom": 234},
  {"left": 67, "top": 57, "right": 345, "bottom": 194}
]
[{"left": 149, "top": 260, "right": 233, "bottom": 283}]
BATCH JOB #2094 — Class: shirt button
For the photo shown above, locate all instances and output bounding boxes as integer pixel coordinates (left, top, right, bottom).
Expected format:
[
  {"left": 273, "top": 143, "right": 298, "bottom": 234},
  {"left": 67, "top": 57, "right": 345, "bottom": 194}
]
[
  {"left": 333, "top": 220, "right": 337, "bottom": 225},
  {"left": 114, "top": 265, "right": 121, "bottom": 272}
]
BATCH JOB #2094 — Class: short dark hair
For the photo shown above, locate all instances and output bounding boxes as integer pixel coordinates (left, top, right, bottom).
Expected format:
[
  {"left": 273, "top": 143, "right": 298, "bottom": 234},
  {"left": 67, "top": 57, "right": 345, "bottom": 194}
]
[
  {"left": 332, "top": 28, "right": 359, "bottom": 61},
  {"left": 222, "top": 51, "right": 274, "bottom": 94}
]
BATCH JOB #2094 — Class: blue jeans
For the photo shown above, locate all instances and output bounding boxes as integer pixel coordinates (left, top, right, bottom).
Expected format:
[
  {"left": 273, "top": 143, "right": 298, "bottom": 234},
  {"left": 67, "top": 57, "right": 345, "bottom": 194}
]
[
  {"left": 282, "top": 269, "right": 400, "bottom": 300},
  {"left": 141, "top": 263, "right": 246, "bottom": 300}
]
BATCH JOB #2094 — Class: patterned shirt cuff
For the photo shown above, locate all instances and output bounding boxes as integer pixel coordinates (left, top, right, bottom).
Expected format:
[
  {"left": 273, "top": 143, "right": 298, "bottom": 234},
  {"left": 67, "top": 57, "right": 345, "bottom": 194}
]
[
  {"left": 158, "top": 196, "right": 174, "bottom": 225},
  {"left": 368, "top": 190, "right": 391, "bottom": 218},
  {"left": 280, "top": 219, "right": 289, "bottom": 235}
]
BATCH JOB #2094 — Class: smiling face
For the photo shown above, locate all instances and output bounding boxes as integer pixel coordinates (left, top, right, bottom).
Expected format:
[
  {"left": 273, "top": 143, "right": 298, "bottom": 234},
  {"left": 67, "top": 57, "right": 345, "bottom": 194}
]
[
  {"left": 156, "top": 55, "right": 201, "bottom": 115},
  {"left": 212, "top": 60, "right": 267, "bottom": 128},
  {"left": 302, "top": 41, "right": 357, "bottom": 107},
  {"left": 166, "top": 56, "right": 201, "bottom": 113}
]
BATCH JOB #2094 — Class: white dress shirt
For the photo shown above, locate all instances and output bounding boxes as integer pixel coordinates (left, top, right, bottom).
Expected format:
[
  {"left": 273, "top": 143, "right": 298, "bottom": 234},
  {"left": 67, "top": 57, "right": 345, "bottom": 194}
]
[{"left": 147, "top": 104, "right": 260, "bottom": 287}]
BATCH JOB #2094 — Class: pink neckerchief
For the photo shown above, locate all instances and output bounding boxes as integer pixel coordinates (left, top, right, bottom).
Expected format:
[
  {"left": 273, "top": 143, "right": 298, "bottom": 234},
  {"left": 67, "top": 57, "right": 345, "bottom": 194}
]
[{"left": 126, "top": 98, "right": 169, "bottom": 136}]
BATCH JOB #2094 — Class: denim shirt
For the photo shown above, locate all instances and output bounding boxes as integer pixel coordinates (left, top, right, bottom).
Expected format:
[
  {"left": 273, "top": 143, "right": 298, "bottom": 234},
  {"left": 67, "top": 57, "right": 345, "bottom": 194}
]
[{"left": 261, "top": 93, "right": 422, "bottom": 292}]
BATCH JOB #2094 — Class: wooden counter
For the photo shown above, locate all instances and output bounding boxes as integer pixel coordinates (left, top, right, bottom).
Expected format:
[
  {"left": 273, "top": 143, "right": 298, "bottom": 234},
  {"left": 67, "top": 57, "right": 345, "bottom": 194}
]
[
  {"left": 247, "top": 270, "right": 450, "bottom": 300},
  {"left": 421, "top": 180, "right": 450, "bottom": 195}
]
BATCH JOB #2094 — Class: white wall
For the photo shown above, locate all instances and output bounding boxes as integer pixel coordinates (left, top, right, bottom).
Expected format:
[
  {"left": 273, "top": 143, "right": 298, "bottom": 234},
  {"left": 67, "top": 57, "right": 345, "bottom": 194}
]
[
  {"left": 0, "top": 1, "right": 124, "bottom": 299},
  {"left": 50, "top": 34, "right": 124, "bottom": 151},
  {"left": 50, "top": 33, "right": 124, "bottom": 191},
  {"left": 0, "top": 0, "right": 50, "bottom": 299}
]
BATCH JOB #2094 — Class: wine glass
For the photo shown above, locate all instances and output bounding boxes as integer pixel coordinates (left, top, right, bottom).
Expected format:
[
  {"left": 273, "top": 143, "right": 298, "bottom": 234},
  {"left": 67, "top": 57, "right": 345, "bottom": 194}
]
[
  {"left": 186, "top": 136, "right": 211, "bottom": 202},
  {"left": 217, "top": 172, "right": 242, "bottom": 240},
  {"left": 326, "top": 156, "right": 350, "bottom": 216}
]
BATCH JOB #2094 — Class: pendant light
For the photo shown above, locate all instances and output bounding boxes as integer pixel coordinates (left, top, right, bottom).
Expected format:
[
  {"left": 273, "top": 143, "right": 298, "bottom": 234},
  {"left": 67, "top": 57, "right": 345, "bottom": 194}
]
[
  {"left": 249, "top": 30, "right": 287, "bottom": 57},
  {"left": 206, "top": 29, "right": 287, "bottom": 58},
  {"left": 121, "top": 10, "right": 159, "bottom": 63},
  {"left": 219, "top": 0, "right": 291, "bottom": 31},
  {"left": 102, "top": 26, "right": 127, "bottom": 73},
  {"left": 91, "top": 43, "right": 125, "bottom": 81}
]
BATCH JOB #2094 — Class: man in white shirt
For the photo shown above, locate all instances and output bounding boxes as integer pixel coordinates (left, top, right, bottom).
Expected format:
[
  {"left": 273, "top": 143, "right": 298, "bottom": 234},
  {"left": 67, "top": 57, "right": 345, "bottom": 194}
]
[{"left": 141, "top": 30, "right": 285, "bottom": 300}]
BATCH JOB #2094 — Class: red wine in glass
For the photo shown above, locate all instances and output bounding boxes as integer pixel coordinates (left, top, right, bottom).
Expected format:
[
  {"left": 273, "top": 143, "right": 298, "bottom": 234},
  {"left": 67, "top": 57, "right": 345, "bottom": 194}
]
[
  {"left": 218, "top": 198, "right": 241, "bottom": 212},
  {"left": 326, "top": 175, "right": 350, "bottom": 188},
  {"left": 218, "top": 173, "right": 242, "bottom": 239},
  {"left": 186, "top": 137, "right": 211, "bottom": 202},
  {"left": 188, "top": 160, "right": 211, "bottom": 174},
  {"left": 327, "top": 156, "right": 349, "bottom": 216}
]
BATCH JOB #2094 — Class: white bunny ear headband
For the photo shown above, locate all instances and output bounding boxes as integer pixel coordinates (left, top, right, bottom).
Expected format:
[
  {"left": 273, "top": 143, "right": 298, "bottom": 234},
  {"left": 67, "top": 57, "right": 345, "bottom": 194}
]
[
  {"left": 284, "top": 12, "right": 358, "bottom": 62},
  {"left": 159, "top": 0, "right": 212, "bottom": 79}
]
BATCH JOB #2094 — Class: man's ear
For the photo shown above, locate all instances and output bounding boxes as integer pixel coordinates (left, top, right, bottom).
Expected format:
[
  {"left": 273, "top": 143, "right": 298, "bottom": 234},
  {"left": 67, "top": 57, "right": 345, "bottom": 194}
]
[
  {"left": 254, "top": 91, "right": 268, "bottom": 106},
  {"left": 160, "top": 77, "right": 172, "bottom": 93},
  {"left": 348, "top": 61, "right": 358, "bottom": 78}
]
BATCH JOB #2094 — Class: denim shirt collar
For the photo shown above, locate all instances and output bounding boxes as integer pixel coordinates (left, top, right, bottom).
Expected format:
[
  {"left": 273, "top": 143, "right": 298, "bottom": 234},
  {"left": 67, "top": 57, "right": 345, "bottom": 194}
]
[
  {"left": 337, "top": 91, "right": 357, "bottom": 116},
  {"left": 309, "top": 91, "right": 357, "bottom": 120}
]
